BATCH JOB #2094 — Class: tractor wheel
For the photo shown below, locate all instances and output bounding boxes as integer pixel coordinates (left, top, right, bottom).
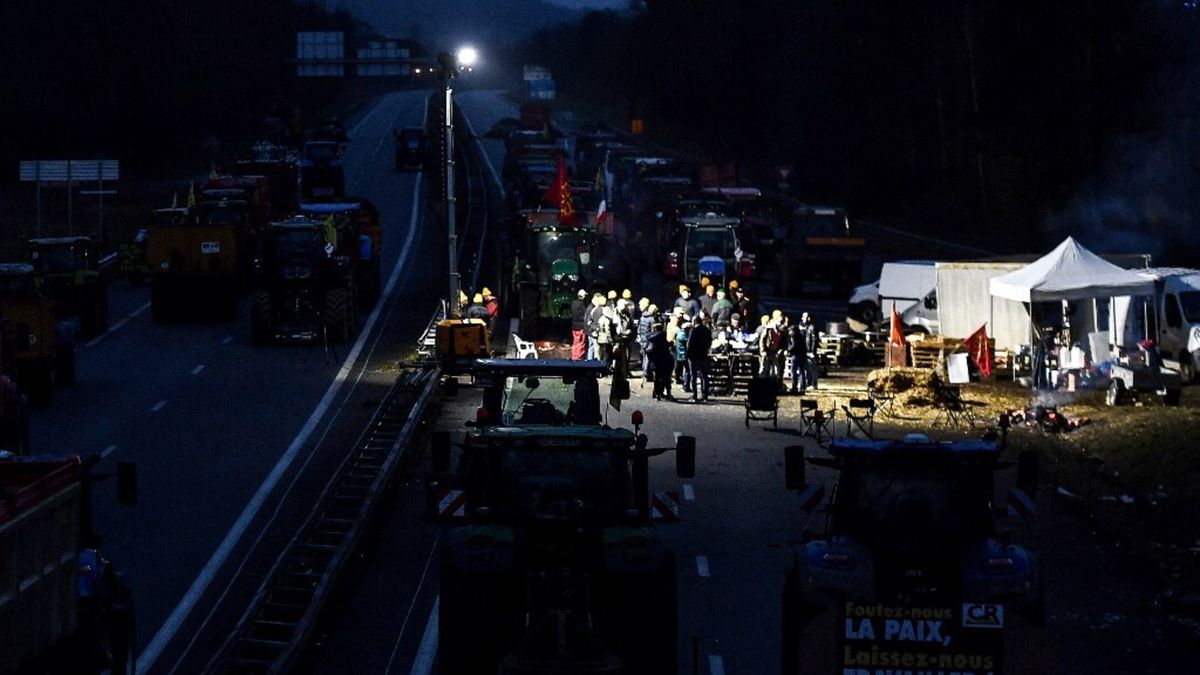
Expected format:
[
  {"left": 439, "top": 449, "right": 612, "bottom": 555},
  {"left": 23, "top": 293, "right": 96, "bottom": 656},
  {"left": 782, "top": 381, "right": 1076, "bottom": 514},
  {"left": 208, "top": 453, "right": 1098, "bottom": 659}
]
[
  {"left": 438, "top": 551, "right": 516, "bottom": 675},
  {"left": 596, "top": 550, "right": 679, "bottom": 675},
  {"left": 22, "top": 363, "right": 54, "bottom": 407},
  {"left": 1106, "top": 378, "right": 1125, "bottom": 406},
  {"left": 250, "top": 291, "right": 273, "bottom": 345},
  {"left": 56, "top": 333, "right": 77, "bottom": 387},
  {"left": 854, "top": 301, "right": 880, "bottom": 326},
  {"left": 323, "top": 287, "right": 351, "bottom": 343},
  {"left": 151, "top": 283, "right": 169, "bottom": 323}
]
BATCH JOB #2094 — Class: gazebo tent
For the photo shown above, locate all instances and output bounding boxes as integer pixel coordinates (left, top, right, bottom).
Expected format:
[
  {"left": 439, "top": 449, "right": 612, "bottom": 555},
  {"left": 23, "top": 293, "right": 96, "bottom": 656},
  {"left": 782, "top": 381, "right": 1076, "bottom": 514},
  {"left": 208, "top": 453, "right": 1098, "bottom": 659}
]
[
  {"left": 989, "top": 237, "right": 1155, "bottom": 303},
  {"left": 988, "top": 237, "right": 1155, "bottom": 377}
]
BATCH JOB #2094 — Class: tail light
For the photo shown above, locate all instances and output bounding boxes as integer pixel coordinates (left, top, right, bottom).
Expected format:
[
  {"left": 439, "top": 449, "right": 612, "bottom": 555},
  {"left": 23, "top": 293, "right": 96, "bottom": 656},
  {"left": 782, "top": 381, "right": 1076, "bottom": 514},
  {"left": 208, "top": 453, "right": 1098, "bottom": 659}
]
[
  {"left": 475, "top": 406, "right": 490, "bottom": 425},
  {"left": 467, "top": 533, "right": 495, "bottom": 546},
  {"left": 665, "top": 251, "right": 679, "bottom": 277}
]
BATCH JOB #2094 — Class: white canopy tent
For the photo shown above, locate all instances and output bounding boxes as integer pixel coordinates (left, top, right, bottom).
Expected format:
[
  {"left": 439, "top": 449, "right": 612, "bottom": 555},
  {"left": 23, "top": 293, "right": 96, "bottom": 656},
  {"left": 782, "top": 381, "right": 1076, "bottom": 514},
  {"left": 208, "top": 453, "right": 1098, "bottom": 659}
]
[{"left": 988, "top": 237, "right": 1155, "bottom": 381}]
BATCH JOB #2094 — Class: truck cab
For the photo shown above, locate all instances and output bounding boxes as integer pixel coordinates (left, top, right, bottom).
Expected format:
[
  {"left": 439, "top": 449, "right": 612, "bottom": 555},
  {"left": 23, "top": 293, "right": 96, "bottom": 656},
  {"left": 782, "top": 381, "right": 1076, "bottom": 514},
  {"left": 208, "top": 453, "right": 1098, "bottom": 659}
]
[
  {"left": 664, "top": 215, "right": 754, "bottom": 289},
  {"left": 300, "top": 141, "right": 346, "bottom": 198},
  {"left": 28, "top": 236, "right": 114, "bottom": 337},
  {"left": 776, "top": 205, "right": 864, "bottom": 297}
]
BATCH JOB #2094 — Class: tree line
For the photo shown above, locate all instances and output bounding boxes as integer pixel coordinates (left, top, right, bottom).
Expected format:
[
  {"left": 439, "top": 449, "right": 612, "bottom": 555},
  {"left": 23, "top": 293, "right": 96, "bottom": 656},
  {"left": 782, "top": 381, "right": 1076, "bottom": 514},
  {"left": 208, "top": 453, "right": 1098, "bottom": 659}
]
[{"left": 517, "top": 1, "right": 1200, "bottom": 261}]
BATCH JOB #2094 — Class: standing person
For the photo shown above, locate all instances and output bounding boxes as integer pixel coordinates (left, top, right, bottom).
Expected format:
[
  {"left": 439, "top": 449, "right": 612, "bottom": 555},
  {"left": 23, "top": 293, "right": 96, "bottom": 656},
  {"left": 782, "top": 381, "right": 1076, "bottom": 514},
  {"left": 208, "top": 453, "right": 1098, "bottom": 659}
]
[
  {"left": 711, "top": 288, "right": 733, "bottom": 328},
  {"left": 637, "top": 303, "right": 657, "bottom": 381},
  {"left": 687, "top": 313, "right": 713, "bottom": 402},
  {"left": 698, "top": 283, "right": 718, "bottom": 317},
  {"left": 646, "top": 322, "right": 675, "bottom": 400},
  {"left": 596, "top": 295, "right": 617, "bottom": 364},
  {"left": 732, "top": 284, "right": 753, "bottom": 319},
  {"left": 674, "top": 285, "right": 700, "bottom": 318},
  {"left": 674, "top": 317, "right": 692, "bottom": 391},
  {"left": 465, "top": 294, "right": 490, "bottom": 320},
  {"left": 801, "top": 312, "right": 821, "bottom": 390},
  {"left": 635, "top": 297, "right": 650, "bottom": 323},
  {"left": 787, "top": 316, "right": 810, "bottom": 393},
  {"left": 482, "top": 287, "right": 501, "bottom": 337},
  {"left": 586, "top": 293, "right": 605, "bottom": 360},
  {"left": 570, "top": 289, "right": 589, "bottom": 360},
  {"left": 759, "top": 317, "right": 785, "bottom": 379},
  {"left": 615, "top": 298, "right": 635, "bottom": 376}
]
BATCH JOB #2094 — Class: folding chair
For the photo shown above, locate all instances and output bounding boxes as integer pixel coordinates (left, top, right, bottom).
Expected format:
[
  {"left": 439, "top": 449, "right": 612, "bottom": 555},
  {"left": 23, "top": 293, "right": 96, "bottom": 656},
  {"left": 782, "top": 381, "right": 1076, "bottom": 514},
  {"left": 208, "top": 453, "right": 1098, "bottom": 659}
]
[
  {"left": 932, "top": 385, "right": 976, "bottom": 429},
  {"left": 745, "top": 376, "right": 779, "bottom": 428},
  {"left": 799, "top": 398, "right": 835, "bottom": 445},
  {"left": 512, "top": 334, "right": 539, "bottom": 360},
  {"left": 842, "top": 397, "right": 877, "bottom": 438}
]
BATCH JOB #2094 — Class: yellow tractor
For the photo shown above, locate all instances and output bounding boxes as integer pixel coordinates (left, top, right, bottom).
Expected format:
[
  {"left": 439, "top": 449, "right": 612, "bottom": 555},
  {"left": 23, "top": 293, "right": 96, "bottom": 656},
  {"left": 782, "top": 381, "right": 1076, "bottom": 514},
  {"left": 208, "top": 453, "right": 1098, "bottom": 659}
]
[{"left": 0, "top": 263, "right": 75, "bottom": 405}]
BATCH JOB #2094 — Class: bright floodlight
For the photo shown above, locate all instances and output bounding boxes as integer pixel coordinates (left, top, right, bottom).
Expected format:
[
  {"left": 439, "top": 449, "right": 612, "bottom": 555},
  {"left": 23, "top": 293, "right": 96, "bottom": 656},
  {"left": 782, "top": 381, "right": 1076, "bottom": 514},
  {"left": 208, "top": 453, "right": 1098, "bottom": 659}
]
[{"left": 456, "top": 46, "right": 478, "bottom": 67}]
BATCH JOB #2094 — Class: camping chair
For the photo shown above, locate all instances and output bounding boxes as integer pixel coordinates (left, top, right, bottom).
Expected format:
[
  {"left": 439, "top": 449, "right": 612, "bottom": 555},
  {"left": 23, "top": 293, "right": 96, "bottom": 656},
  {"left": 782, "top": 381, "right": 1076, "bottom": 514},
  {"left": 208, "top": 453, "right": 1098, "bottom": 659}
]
[
  {"left": 799, "top": 398, "right": 835, "bottom": 445},
  {"left": 512, "top": 334, "right": 538, "bottom": 360},
  {"left": 932, "top": 384, "right": 976, "bottom": 429},
  {"left": 841, "top": 397, "right": 877, "bottom": 438},
  {"left": 745, "top": 376, "right": 779, "bottom": 428}
]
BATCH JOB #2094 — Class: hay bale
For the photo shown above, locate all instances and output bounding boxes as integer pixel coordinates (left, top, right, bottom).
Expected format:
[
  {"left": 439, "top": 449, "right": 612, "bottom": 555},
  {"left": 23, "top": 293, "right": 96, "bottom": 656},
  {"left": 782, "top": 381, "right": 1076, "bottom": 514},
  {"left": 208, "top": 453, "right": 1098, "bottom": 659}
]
[{"left": 867, "top": 367, "right": 944, "bottom": 407}]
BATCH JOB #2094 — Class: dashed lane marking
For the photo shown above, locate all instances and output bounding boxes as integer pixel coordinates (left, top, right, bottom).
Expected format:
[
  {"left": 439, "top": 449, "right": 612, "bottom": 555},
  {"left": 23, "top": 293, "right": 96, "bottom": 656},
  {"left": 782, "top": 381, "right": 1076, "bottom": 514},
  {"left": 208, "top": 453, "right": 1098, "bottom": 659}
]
[
  {"left": 100, "top": 445, "right": 116, "bottom": 459},
  {"left": 151, "top": 400, "right": 168, "bottom": 412},
  {"left": 140, "top": 109, "right": 430, "bottom": 674},
  {"left": 696, "top": 555, "right": 711, "bottom": 578},
  {"left": 221, "top": 335, "right": 234, "bottom": 345},
  {"left": 709, "top": 654, "right": 726, "bottom": 675},
  {"left": 408, "top": 595, "right": 439, "bottom": 675},
  {"left": 191, "top": 365, "right": 205, "bottom": 376},
  {"left": 682, "top": 483, "right": 695, "bottom": 501},
  {"left": 84, "top": 301, "right": 151, "bottom": 347}
]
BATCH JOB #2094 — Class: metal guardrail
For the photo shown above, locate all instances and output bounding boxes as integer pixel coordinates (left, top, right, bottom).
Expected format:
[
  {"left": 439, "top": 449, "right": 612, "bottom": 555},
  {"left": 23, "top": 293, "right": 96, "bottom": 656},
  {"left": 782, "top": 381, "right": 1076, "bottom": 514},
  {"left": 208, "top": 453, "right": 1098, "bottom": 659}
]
[{"left": 205, "top": 364, "right": 441, "bottom": 674}]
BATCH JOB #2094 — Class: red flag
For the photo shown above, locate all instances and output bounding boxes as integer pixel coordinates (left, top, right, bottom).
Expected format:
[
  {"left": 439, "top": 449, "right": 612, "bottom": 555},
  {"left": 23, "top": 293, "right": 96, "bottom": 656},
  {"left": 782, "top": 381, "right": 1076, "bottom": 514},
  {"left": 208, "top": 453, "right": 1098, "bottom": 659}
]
[
  {"left": 543, "top": 157, "right": 577, "bottom": 226},
  {"left": 964, "top": 323, "right": 993, "bottom": 378},
  {"left": 889, "top": 302, "right": 904, "bottom": 345}
]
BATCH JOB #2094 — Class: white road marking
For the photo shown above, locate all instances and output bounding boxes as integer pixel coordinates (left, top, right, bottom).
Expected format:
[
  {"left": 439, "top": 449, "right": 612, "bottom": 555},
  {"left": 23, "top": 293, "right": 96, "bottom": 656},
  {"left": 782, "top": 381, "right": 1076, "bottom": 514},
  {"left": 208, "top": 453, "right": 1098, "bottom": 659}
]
[
  {"left": 408, "top": 596, "right": 440, "bottom": 675},
  {"left": 458, "top": 102, "right": 505, "bottom": 197},
  {"left": 385, "top": 536, "right": 441, "bottom": 674},
  {"left": 84, "top": 301, "right": 151, "bottom": 347},
  {"left": 221, "top": 335, "right": 234, "bottom": 345},
  {"left": 141, "top": 115, "right": 430, "bottom": 674},
  {"left": 682, "top": 483, "right": 695, "bottom": 501},
  {"left": 151, "top": 400, "right": 168, "bottom": 412},
  {"left": 190, "top": 365, "right": 205, "bottom": 375},
  {"left": 696, "top": 555, "right": 711, "bottom": 578},
  {"left": 709, "top": 654, "right": 726, "bottom": 675},
  {"left": 100, "top": 445, "right": 116, "bottom": 459}
]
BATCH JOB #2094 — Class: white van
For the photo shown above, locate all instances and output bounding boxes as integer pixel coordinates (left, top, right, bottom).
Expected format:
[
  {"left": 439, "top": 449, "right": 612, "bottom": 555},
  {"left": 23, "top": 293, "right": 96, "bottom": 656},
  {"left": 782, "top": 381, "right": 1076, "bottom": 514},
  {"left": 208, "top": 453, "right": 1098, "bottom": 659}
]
[
  {"left": 847, "top": 260, "right": 939, "bottom": 334},
  {"left": 1114, "top": 268, "right": 1200, "bottom": 381}
]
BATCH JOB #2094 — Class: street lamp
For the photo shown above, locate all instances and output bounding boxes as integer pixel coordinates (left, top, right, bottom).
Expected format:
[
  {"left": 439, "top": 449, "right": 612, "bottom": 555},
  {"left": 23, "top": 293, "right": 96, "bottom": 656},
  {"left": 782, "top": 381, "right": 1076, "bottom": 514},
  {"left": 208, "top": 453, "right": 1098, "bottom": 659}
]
[{"left": 437, "top": 46, "right": 478, "bottom": 318}]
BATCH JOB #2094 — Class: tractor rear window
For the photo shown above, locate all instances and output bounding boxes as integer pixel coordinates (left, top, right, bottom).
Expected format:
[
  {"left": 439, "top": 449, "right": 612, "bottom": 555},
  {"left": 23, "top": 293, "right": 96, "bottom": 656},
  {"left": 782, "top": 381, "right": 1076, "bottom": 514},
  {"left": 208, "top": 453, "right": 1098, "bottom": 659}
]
[
  {"left": 32, "top": 247, "right": 77, "bottom": 274},
  {"left": 686, "top": 229, "right": 731, "bottom": 259},
  {"left": 501, "top": 376, "right": 577, "bottom": 425},
  {"left": 495, "top": 449, "right": 627, "bottom": 518}
]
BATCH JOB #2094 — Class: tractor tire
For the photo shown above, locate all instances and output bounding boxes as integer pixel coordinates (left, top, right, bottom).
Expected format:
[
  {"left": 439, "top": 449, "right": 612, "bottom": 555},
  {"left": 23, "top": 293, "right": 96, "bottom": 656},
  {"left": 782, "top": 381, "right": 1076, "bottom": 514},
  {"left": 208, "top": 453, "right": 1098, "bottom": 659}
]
[
  {"left": 438, "top": 552, "right": 517, "bottom": 675},
  {"left": 854, "top": 301, "right": 880, "bottom": 327},
  {"left": 56, "top": 332, "right": 77, "bottom": 387},
  {"left": 22, "top": 363, "right": 54, "bottom": 407},
  {"left": 250, "top": 291, "right": 273, "bottom": 345},
  {"left": 596, "top": 550, "right": 679, "bottom": 675},
  {"left": 150, "top": 283, "right": 169, "bottom": 323},
  {"left": 323, "top": 287, "right": 351, "bottom": 343}
]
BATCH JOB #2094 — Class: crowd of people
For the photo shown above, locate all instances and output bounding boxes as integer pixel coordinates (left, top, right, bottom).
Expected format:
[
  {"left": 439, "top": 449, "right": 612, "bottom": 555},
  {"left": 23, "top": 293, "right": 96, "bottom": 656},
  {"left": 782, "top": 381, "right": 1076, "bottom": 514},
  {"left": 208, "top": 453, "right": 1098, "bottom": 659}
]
[{"left": 569, "top": 281, "right": 823, "bottom": 403}]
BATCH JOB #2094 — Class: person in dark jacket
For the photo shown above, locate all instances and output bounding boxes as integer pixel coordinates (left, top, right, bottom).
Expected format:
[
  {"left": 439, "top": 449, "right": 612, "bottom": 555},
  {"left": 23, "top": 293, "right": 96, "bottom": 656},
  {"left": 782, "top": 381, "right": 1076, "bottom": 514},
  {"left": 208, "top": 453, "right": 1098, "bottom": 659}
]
[
  {"left": 686, "top": 313, "right": 714, "bottom": 401},
  {"left": 801, "top": 312, "right": 820, "bottom": 390},
  {"left": 637, "top": 303, "right": 657, "bottom": 381},
  {"left": 673, "top": 284, "right": 701, "bottom": 317},
  {"left": 465, "top": 293, "right": 490, "bottom": 320},
  {"left": 570, "top": 289, "right": 589, "bottom": 360},
  {"left": 646, "top": 323, "right": 675, "bottom": 400},
  {"left": 698, "top": 283, "right": 718, "bottom": 316},
  {"left": 787, "top": 318, "right": 810, "bottom": 393}
]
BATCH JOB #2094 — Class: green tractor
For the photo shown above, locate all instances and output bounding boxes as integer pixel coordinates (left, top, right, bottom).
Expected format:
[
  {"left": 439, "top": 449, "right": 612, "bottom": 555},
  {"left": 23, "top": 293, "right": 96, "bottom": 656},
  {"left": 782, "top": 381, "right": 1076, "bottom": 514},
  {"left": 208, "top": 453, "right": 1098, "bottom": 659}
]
[
  {"left": 249, "top": 216, "right": 359, "bottom": 344},
  {"left": 514, "top": 211, "right": 598, "bottom": 335},
  {"left": 429, "top": 359, "right": 695, "bottom": 675}
]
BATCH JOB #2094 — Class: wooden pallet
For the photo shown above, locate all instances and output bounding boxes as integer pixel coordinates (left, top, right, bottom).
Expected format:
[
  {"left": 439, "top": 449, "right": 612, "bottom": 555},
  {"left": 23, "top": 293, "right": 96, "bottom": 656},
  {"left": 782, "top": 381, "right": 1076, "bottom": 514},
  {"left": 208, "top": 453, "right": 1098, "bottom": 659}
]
[{"left": 908, "top": 337, "right": 996, "bottom": 372}]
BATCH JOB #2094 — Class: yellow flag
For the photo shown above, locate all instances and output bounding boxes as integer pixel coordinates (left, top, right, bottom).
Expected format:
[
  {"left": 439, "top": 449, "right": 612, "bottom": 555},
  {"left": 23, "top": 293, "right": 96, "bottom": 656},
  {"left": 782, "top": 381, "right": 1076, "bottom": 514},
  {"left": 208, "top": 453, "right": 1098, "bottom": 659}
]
[{"left": 323, "top": 215, "right": 337, "bottom": 249}]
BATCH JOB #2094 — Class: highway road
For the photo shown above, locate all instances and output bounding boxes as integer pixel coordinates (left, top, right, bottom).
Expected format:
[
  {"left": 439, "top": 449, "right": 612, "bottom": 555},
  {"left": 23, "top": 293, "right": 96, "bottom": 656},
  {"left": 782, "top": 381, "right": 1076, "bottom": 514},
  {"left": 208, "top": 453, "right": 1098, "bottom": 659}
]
[{"left": 27, "top": 89, "right": 446, "bottom": 674}]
